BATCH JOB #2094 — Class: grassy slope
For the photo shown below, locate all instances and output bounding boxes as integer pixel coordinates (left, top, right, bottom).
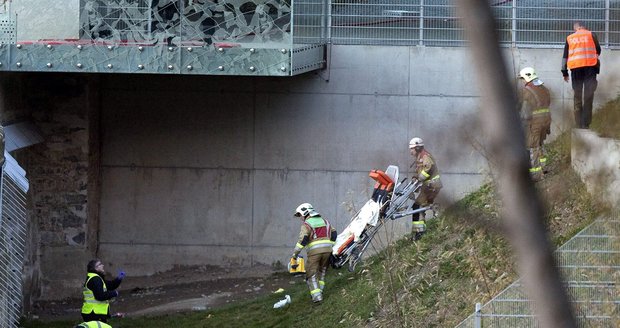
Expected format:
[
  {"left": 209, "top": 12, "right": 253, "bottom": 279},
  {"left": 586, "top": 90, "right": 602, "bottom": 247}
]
[
  {"left": 24, "top": 103, "right": 619, "bottom": 328},
  {"left": 591, "top": 96, "right": 620, "bottom": 139}
]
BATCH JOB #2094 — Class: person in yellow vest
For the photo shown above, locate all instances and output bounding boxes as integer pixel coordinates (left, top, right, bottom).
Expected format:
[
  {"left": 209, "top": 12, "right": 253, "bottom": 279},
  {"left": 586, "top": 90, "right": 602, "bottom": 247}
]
[
  {"left": 562, "top": 21, "right": 601, "bottom": 129},
  {"left": 75, "top": 321, "right": 112, "bottom": 328},
  {"left": 81, "top": 259, "right": 124, "bottom": 323},
  {"left": 291, "top": 203, "right": 337, "bottom": 303},
  {"left": 518, "top": 67, "right": 552, "bottom": 181},
  {"left": 409, "top": 137, "right": 442, "bottom": 241}
]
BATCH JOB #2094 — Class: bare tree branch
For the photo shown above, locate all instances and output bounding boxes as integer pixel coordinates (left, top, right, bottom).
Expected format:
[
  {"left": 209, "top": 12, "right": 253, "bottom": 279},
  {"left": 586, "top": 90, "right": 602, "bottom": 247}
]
[{"left": 455, "top": 1, "right": 577, "bottom": 327}]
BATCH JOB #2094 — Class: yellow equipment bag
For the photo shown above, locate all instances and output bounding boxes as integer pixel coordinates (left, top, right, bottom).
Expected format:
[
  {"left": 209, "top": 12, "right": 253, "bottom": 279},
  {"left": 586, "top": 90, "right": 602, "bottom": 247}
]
[{"left": 288, "top": 256, "right": 306, "bottom": 274}]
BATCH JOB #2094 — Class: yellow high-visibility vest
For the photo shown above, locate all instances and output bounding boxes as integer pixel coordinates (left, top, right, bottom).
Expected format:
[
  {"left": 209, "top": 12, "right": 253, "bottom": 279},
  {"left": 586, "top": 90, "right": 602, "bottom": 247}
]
[{"left": 81, "top": 273, "right": 109, "bottom": 315}]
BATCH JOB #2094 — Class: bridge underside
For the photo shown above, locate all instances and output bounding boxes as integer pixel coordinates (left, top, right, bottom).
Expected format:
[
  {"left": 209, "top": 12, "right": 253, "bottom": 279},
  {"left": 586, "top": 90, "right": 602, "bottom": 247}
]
[{"left": 0, "top": 0, "right": 327, "bottom": 76}]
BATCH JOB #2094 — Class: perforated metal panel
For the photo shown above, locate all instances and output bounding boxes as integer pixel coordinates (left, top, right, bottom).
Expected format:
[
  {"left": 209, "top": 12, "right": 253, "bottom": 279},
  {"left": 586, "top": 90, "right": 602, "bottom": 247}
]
[{"left": 0, "top": 14, "right": 15, "bottom": 44}]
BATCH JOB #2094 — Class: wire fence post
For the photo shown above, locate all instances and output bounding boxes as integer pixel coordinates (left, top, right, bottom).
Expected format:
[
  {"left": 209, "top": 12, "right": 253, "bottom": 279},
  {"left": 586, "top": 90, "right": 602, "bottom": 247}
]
[
  {"left": 605, "top": 0, "right": 610, "bottom": 47},
  {"left": 419, "top": 0, "right": 424, "bottom": 46},
  {"left": 511, "top": 0, "right": 517, "bottom": 47},
  {"left": 474, "top": 302, "right": 482, "bottom": 328}
]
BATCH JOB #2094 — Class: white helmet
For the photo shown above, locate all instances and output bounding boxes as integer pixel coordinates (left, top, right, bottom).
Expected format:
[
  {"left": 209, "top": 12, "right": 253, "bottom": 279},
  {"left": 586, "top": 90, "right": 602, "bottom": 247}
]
[
  {"left": 294, "top": 203, "right": 318, "bottom": 217},
  {"left": 409, "top": 137, "right": 424, "bottom": 149},
  {"left": 519, "top": 67, "right": 538, "bottom": 83}
]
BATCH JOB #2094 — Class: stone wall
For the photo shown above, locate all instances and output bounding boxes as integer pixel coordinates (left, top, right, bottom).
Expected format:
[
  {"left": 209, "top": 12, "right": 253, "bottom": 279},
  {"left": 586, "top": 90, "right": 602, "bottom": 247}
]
[{"left": 0, "top": 73, "right": 94, "bottom": 303}]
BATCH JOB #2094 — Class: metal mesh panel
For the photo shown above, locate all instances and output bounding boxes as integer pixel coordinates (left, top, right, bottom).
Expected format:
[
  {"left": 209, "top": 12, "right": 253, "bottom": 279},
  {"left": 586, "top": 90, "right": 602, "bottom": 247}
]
[
  {"left": 0, "top": 164, "right": 29, "bottom": 328},
  {"left": 513, "top": 1, "right": 606, "bottom": 47},
  {"left": 330, "top": 0, "right": 620, "bottom": 48},
  {"left": 293, "top": 0, "right": 328, "bottom": 44},
  {"left": 456, "top": 217, "right": 620, "bottom": 328},
  {"left": 331, "top": 0, "right": 424, "bottom": 45}
]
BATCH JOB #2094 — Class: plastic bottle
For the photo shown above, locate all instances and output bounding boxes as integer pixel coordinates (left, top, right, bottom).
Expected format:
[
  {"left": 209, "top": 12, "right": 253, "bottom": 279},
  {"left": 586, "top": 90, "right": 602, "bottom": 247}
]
[{"left": 273, "top": 295, "right": 291, "bottom": 308}]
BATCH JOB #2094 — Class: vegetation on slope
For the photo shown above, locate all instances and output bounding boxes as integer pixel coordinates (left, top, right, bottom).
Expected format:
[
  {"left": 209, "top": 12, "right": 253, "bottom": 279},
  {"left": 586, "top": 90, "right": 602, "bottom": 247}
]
[
  {"left": 591, "top": 96, "right": 620, "bottom": 139},
  {"left": 23, "top": 101, "right": 619, "bottom": 327}
]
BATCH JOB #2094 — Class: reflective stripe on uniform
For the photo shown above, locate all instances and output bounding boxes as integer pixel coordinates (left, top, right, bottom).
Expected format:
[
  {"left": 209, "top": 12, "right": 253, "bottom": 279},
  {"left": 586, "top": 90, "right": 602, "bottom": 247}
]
[
  {"left": 306, "top": 240, "right": 335, "bottom": 252},
  {"left": 82, "top": 273, "right": 109, "bottom": 315},
  {"left": 310, "top": 288, "right": 322, "bottom": 295},
  {"left": 420, "top": 170, "right": 430, "bottom": 178},
  {"left": 431, "top": 175, "right": 440, "bottom": 180},
  {"left": 567, "top": 30, "right": 598, "bottom": 69},
  {"left": 529, "top": 166, "right": 542, "bottom": 173},
  {"left": 412, "top": 221, "right": 426, "bottom": 232},
  {"left": 568, "top": 47, "right": 597, "bottom": 55},
  {"left": 533, "top": 108, "right": 550, "bottom": 115}
]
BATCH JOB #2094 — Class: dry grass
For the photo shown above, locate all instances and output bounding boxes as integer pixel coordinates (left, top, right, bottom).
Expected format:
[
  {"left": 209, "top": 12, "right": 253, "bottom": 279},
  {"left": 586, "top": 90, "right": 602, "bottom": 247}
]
[
  {"left": 591, "top": 96, "right": 620, "bottom": 139},
  {"left": 367, "top": 129, "right": 605, "bottom": 327}
]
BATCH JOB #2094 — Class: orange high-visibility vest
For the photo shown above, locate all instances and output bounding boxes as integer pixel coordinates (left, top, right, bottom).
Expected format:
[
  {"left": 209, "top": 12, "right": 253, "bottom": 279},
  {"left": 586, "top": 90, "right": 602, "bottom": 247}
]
[{"left": 566, "top": 30, "right": 598, "bottom": 69}]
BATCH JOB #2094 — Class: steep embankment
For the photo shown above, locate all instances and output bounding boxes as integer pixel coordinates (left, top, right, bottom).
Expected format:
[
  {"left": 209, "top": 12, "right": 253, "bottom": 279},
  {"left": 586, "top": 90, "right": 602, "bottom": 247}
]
[{"left": 23, "top": 100, "right": 618, "bottom": 328}]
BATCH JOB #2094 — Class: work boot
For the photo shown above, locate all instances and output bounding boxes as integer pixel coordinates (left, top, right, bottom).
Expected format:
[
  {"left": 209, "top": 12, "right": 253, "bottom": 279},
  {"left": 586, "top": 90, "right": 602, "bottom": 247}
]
[
  {"left": 414, "top": 231, "right": 425, "bottom": 241},
  {"left": 312, "top": 292, "right": 323, "bottom": 303}
]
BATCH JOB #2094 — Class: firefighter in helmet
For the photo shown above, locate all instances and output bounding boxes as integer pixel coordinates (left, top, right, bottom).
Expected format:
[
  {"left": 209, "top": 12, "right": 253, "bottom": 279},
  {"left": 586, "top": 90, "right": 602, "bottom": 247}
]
[
  {"left": 291, "top": 203, "right": 337, "bottom": 303},
  {"left": 409, "top": 137, "right": 442, "bottom": 241},
  {"left": 518, "top": 66, "right": 551, "bottom": 181}
]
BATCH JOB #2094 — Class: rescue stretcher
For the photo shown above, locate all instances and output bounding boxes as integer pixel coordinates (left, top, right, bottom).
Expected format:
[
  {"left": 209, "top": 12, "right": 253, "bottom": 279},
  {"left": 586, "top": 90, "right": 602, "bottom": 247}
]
[{"left": 331, "top": 165, "right": 435, "bottom": 272}]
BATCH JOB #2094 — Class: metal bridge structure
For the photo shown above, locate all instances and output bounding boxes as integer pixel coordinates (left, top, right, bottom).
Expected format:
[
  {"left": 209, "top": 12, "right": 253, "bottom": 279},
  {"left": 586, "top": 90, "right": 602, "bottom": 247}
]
[{"left": 0, "top": 1, "right": 619, "bottom": 76}]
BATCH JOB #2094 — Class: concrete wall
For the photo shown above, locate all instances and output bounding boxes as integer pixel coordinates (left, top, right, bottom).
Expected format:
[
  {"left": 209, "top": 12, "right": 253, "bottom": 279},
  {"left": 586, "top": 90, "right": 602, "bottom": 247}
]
[
  {"left": 96, "top": 46, "right": 620, "bottom": 276},
  {"left": 4, "top": 45, "right": 620, "bottom": 301}
]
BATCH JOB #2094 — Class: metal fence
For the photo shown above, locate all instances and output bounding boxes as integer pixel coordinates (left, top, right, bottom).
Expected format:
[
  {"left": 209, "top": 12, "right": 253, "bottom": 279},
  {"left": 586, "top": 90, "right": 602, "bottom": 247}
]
[
  {"left": 0, "top": 154, "right": 30, "bottom": 328},
  {"left": 331, "top": 0, "right": 620, "bottom": 47},
  {"left": 455, "top": 217, "right": 620, "bottom": 328}
]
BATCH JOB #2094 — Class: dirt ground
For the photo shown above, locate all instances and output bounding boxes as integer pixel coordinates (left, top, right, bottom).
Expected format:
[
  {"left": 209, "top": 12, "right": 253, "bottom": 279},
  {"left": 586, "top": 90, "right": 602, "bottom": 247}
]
[{"left": 29, "top": 264, "right": 303, "bottom": 321}]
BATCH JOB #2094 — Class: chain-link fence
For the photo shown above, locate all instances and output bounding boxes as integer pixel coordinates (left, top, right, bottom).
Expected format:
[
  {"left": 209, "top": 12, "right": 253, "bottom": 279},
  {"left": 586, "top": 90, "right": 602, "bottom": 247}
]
[
  {"left": 331, "top": 0, "right": 620, "bottom": 48},
  {"left": 455, "top": 217, "right": 620, "bottom": 327},
  {"left": 0, "top": 155, "right": 29, "bottom": 328}
]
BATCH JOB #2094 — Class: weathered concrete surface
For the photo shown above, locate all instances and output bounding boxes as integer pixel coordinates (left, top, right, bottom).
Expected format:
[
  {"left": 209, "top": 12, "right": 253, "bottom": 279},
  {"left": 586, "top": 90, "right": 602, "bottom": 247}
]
[
  {"left": 4, "top": 46, "right": 620, "bottom": 301},
  {"left": 97, "top": 46, "right": 620, "bottom": 277},
  {"left": 571, "top": 129, "right": 620, "bottom": 207}
]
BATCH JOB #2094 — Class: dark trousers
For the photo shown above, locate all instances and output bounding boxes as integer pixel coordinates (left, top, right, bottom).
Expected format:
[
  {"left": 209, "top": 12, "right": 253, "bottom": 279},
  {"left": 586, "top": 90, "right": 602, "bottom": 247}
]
[{"left": 572, "top": 75, "right": 598, "bottom": 129}]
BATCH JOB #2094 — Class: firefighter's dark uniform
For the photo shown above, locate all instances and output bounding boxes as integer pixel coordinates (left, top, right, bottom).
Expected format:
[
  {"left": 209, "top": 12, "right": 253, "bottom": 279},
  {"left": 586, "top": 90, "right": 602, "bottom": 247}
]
[
  {"left": 292, "top": 215, "right": 336, "bottom": 302},
  {"left": 520, "top": 79, "right": 551, "bottom": 181},
  {"left": 411, "top": 149, "right": 442, "bottom": 237}
]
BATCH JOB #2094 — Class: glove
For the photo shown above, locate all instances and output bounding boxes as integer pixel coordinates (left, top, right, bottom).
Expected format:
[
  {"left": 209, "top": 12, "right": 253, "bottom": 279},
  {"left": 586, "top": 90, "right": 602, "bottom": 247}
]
[{"left": 117, "top": 270, "right": 126, "bottom": 280}]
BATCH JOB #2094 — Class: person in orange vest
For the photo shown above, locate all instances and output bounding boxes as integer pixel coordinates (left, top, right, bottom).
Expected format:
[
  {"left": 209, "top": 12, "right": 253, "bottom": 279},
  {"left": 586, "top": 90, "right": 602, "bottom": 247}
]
[
  {"left": 290, "top": 203, "right": 337, "bottom": 303},
  {"left": 409, "top": 137, "right": 442, "bottom": 241},
  {"left": 561, "top": 21, "right": 601, "bottom": 129},
  {"left": 518, "top": 67, "right": 552, "bottom": 181},
  {"left": 81, "top": 259, "right": 124, "bottom": 323}
]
